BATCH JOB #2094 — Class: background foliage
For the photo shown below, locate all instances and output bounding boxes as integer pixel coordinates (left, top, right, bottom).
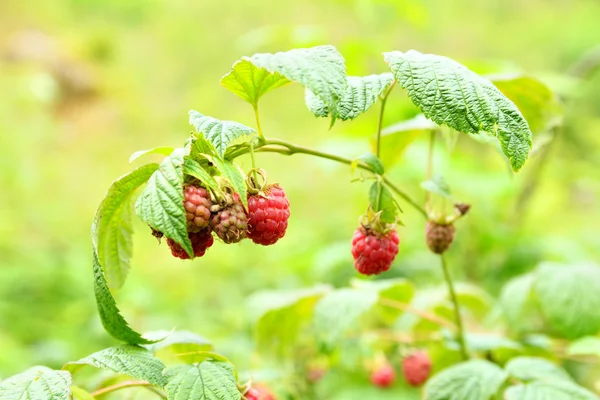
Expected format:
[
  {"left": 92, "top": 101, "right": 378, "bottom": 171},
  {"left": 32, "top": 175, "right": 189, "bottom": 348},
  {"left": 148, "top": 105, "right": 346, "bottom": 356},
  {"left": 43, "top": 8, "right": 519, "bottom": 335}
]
[{"left": 1, "top": 0, "right": 599, "bottom": 397}]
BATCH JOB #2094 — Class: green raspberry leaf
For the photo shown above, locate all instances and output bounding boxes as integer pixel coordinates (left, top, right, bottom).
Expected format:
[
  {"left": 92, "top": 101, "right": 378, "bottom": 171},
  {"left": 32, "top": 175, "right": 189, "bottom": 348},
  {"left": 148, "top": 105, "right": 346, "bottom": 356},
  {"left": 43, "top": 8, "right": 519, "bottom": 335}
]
[
  {"left": 421, "top": 175, "right": 452, "bottom": 199},
  {"left": 189, "top": 110, "right": 256, "bottom": 159},
  {"left": 369, "top": 181, "right": 402, "bottom": 223},
  {"left": 144, "top": 330, "right": 213, "bottom": 352},
  {"left": 247, "top": 286, "right": 329, "bottom": 355},
  {"left": 377, "top": 114, "right": 438, "bottom": 168},
  {"left": 0, "top": 366, "right": 71, "bottom": 400},
  {"left": 313, "top": 288, "right": 379, "bottom": 345},
  {"left": 504, "top": 381, "right": 599, "bottom": 400},
  {"left": 187, "top": 134, "right": 218, "bottom": 159},
  {"left": 220, "top": 59, "right": 290, "bottom": 106},
  {"left": 210, "top": 157, "right": 248, "bottom": 209},
  {"left": 70, "top": 386, "right": 94, "bottom": 400},
  {"left": 351, "top": 152, "right": 384, "bottom": 175},
  {"left": 354, "top": 278, "right": 416, "bottom": 324},
  {"left": 247, "top": 45, "right": 346, "bottom": 116},
  {"left": 135, "top": 148, "right": 193, "bottom": 257},
  {"left": 164, "top": 361, "right": 240, "bottom": 400},
  {"left": 504, "top": 356, "right": 572, "bottom": 383},
  {"left": 64, "top": 345, "right": 167, "bottom": 387},
  {"left": 183, "top": 157, "right": 221, "bottom": 195},
  {"left": 533, "top": 262, "right": 600, "bottom": 339},
  {"left": 129, "top": 146, "right": 176, "bottom": 164},
  {"left": 92, "top": 164, "right": 160, "bottom": 344},
  {"left": 567, "top": 336, "right": 600, "bottom": 358},
  {"left": 384, "top": 50, "right": 532, "bottom": 171},
  {"left": 498, "top": 273, "right": 537, "bottom": 333},
  {"left": 92, "top": 253, "right": 155, "bottom": 344},
  {"left": 143, "top": 330, "right": 213, "bottom": 363},
  {"left": 424, "top": 360, "right": 507, "bottom": 400},
  {"left": 305, "top": 73, "right": 394, "bottom": 121},
  {"left": 490, "top": 73, "right": 563, "bottom": 134},
  {"left": 93, "top": 163, "right": 158, "bottom": 289}
]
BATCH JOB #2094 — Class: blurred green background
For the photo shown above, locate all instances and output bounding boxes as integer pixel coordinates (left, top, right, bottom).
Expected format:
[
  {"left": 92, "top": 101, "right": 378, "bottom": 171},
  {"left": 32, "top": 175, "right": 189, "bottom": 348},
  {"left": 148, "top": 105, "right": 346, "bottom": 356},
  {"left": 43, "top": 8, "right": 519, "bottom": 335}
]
[{"left": 1, "top": 0, "right": 599, "bottom": 392}]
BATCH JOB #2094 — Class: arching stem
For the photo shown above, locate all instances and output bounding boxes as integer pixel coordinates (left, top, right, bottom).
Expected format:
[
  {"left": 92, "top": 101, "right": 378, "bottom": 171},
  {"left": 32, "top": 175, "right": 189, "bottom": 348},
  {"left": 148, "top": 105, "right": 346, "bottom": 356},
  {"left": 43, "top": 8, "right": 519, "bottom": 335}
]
[{"left": 233, "top": 138, "right": 427, "bottom": 218}]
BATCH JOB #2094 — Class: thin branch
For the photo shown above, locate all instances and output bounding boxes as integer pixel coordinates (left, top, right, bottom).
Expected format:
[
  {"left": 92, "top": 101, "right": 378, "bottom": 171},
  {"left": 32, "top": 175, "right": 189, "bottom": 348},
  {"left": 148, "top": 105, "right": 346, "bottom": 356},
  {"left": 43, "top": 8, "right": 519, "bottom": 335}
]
[
  {"left": 376, "top": 81, "right": 396, "bottom": 158},
  {"left": 379, "top": 297, "right": 456, "bottom": 331},
  {"left": 425, "top": 130, "right": 436, "bottom": 210},
  {"left": 440, "top": 254, "right": 469, "bottom": 360},
  {"left": 90, "top": 380, "right": 165, "bottom": 398}
]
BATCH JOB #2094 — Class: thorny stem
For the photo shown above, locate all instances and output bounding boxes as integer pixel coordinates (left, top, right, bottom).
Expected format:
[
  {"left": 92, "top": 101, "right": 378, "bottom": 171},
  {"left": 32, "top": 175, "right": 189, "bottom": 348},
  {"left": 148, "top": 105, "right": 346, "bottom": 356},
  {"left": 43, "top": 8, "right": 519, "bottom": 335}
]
[
  {"left": 228, "top": 138, "right": 428, "bottom": 218},
  {"left": 90, "top": 380, "right": 166, "bottom": 398},
  {"left": 440, "top": 254, "right": 469, "bottom": 360},
  {"left": 376, "top": 81, "right": 396, "bottom": 158}
]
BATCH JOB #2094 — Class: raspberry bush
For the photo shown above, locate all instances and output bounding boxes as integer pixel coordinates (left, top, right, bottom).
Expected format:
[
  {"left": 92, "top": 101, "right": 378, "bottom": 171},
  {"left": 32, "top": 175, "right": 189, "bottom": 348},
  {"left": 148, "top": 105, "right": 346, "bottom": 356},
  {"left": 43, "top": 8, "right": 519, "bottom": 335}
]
[{"left": 4, "top": 44, "right": 598, "bottom": 400}]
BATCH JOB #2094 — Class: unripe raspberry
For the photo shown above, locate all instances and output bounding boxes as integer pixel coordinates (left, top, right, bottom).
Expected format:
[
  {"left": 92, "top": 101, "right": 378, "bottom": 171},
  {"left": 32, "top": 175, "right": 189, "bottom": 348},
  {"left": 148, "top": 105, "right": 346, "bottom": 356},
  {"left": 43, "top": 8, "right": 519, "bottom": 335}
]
[
  {"left": 402, "top": 351, "right": 431, "bottom": 386},
  {"left": 351, "top": 226, "right": 399, "bottom": 275},
  {"left": 425, "top": 221, "right": 455, "bottom": 254},
  {"left": 167, "top": 229, "right": 214, "bottom": 259},
  {"left": 210, "top": 196, "right": 248, "bottom": 244},
  {"left": 247, "top": 185, "right": 290, "bottom": 246},
  {"left": 183, "top": 185, "right": 212, "bottom": 232},
  {"left": 371, "top": 364, "right": 396, "bottom": 388}
]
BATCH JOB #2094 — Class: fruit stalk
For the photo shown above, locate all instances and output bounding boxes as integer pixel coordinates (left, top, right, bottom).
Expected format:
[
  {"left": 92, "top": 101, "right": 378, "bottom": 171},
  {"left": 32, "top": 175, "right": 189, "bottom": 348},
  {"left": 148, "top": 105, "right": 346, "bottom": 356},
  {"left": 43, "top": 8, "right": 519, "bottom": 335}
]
[
  {"left": 376, "top": 80, "right": 395, "bottom": 158},
  {"left": 440, "top": 253, "right": 468, "bottom": 360}
]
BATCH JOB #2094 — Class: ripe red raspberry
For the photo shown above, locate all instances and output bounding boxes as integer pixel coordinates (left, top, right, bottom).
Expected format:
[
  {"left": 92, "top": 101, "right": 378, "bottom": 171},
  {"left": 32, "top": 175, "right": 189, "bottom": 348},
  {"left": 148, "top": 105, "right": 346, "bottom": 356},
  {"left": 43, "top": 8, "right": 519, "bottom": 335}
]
[
  {"left": 371, "top": 364, "right": 396, "bottom": 388},
  {"left": 183, "top": 185, "right": 212, "bottom": 232},
  {"left": 167, "top": 229, "right": 214, "bottom": 259},
  {"left": 245, "top": 388, "right": 260, "bottom": 400},
  {"left": 425, "top": 221, "right": 455, "bottom": 254},
  {"left": 247, "top": 185, "right": 290, "bottom": 246},
  {"left": 402, "top": 351, "right": 432, "bottom": 386},
  {"left": 307, "top": 367, "right": 326, "bottom": 383},
  {"left": 245, "top": 386, "right": 275, "bottom": 400},
  {"left": 210, "top": 196, "right": 248, "bottom": 244},
  {"left": 351, "top": 226, "right": 399, "bottom": 275}
]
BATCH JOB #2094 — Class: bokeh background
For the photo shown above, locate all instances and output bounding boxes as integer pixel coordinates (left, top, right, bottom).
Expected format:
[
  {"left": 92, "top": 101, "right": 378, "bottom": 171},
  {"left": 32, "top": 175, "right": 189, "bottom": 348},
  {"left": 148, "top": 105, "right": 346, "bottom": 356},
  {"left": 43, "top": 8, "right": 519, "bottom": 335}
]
[{"left": 1, "top": 0, "right": 599, "bottom": 394}]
